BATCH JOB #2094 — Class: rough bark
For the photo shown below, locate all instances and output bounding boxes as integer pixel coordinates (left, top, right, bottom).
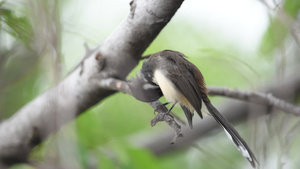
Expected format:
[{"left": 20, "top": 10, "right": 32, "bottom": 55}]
[{"left": 0, "top": 0, "right": 184, "bottom": 166}]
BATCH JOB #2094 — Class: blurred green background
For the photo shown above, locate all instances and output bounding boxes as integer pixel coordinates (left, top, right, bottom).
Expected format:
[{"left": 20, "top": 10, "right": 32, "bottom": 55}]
[{"left": 1, "top": 0, "right": 300, "bottom": 168}]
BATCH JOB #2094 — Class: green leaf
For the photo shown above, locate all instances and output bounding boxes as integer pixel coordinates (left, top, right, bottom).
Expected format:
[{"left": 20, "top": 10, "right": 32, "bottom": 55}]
[
  {"left": 259, "top": 18, "right": 288, "bottom": 54},
  {"left": 77, "top": 144, "right": 89, "bottom": 169},
  {"left": 0, "top": 1, "right": 6, "bottom": 7},
  {"left": 106, "top": 140, "right": 164, "bottom": 169},
  {"left": 283, "top": 0, "right": 300, "bottom": 18},
  {"left": 260, "top": 0, "right": 300, "bottom": 54},
  {"left": 0, "top": 7, "right": 33, "bottom": 45},
  {"left": 98, "top": 151, "right": 116, "bottom": 169},
  {"left": 76, "top": 111, "right": 107, "bottom": 148}
]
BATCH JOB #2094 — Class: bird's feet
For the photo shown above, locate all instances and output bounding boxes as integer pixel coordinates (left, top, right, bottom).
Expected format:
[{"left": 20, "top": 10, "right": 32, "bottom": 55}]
[
  {"left": 149, "top": 101, "right": 183, "bottom": 144},
  {"left": 153, "top": 102, "right": 170, "bottom": 115}
]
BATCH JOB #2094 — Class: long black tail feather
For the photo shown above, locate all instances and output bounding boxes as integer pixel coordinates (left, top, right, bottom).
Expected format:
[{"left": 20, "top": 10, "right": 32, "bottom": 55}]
[{"left": 203, "top": 98, "right": 258, "bottom": 168}]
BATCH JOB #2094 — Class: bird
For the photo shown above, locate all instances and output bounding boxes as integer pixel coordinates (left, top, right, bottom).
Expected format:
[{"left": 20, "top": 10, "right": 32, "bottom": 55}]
[{"left": 128, "top": 50, "right": 258, "bottom": 168}]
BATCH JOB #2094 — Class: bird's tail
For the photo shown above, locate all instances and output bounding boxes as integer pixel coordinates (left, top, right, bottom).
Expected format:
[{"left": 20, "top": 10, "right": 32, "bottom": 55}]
[{"left": 203, "top": 98, "right": 258, "bottom": 168}]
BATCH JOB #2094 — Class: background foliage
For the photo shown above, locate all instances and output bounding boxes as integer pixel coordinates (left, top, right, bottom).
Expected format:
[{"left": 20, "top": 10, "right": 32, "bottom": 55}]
[{"left": 1, "top": 0, "right": 300, "bottom": 168}]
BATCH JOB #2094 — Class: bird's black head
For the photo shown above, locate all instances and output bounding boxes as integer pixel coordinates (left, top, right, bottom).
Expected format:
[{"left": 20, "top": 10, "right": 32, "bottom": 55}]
[
  {"left": 141, "top": 59, "right": 155, "bottom": 84},
  {"left": 127, "top": 58, "right": 162, "bottom": 102}
]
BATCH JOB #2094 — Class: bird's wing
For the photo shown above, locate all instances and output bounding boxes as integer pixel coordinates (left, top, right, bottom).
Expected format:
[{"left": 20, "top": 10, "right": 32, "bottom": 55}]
[{"left": 168, "top": 59, "right": 204, "bottom": 119}]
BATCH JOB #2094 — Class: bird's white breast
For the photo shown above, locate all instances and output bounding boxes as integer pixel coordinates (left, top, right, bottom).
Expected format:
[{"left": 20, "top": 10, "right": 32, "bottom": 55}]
[
  {"left": 153, "top": 69, "right": 208, "bottom": 115},
  {"left": 153, "top": 69, "right": 179, "bottom": 103}
]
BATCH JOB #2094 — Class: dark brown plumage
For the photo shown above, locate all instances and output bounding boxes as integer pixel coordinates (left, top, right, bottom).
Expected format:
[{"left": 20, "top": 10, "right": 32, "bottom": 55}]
[{"left": 129, "top": 50, "right": 258, "bottom": 167}]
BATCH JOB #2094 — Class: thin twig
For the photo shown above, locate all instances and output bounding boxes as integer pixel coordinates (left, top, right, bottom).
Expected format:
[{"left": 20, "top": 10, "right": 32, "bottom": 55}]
[
  {"left": 207, "top": 86, "right": 300, "bottom": 116},
  {"left": 98, "top": 78, "right": 132, "bottom": 95}
]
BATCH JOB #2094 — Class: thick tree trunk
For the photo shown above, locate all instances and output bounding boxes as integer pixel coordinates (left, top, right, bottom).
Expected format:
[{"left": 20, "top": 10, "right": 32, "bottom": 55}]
[{"left": 0, "top": 0, "right": 184, "bottom": 166}]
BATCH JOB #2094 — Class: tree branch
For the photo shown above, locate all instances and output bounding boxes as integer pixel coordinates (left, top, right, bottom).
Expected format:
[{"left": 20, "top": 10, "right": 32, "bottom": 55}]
[
  {"left": 207, "top": 86, "right": 300, "bottom": 116},
  {"left": 99, "top": 78, "right": 300, "bottom": 117},
  {"left": 0, "top": 0, "right": 184, "bottom": 166}
]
